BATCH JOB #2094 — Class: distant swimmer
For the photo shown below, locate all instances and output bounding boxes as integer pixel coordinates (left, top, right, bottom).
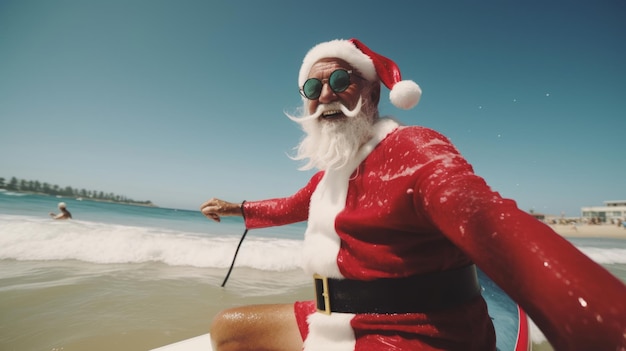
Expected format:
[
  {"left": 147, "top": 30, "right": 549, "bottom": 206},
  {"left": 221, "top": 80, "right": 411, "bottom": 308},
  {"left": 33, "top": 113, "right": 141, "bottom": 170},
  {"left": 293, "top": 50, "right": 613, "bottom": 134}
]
[{"left": 49, "top": 202, "right": 72, "bottom": 220}]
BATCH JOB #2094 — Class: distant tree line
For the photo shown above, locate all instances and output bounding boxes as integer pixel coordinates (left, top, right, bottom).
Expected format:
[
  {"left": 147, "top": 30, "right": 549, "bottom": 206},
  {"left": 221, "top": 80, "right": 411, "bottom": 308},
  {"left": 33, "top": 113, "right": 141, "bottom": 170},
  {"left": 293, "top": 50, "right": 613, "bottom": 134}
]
[{"left": 0, "top": 176, "right": 155, "bottom": 207}]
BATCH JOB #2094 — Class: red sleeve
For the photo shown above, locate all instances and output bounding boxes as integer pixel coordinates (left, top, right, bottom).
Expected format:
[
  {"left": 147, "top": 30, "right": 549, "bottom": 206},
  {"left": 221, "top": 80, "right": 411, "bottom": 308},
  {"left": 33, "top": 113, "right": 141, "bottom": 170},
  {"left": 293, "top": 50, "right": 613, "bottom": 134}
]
[
  {"left": 242, "top": 171, "right": 323, "bottom": 229},
  {"left": 416, "top": 139, "right": 626, "bottom": 350}
]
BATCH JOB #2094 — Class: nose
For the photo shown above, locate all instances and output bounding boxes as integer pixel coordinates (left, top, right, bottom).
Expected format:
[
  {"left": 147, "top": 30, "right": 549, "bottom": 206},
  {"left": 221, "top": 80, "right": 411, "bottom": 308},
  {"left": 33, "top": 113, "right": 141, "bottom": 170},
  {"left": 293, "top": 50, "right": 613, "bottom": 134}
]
[{"left": 318, "top": 82, "right": 338, "bottom": 104}]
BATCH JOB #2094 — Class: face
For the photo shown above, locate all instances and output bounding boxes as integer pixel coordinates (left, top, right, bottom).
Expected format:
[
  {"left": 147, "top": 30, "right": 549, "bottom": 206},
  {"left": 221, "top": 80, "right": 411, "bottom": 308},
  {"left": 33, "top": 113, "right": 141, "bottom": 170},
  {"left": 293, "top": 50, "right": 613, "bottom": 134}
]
[
  {"left": 305, "top": 58, "right": 373, "bottom": 117},
  {"left": 289, "top": 59, "right": 382, "bottom": 171}
]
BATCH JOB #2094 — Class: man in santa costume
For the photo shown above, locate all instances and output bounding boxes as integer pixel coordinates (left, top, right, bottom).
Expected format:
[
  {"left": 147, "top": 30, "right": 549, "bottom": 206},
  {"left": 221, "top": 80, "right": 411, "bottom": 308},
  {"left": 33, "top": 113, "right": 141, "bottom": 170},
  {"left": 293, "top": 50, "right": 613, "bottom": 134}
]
[{"left": 201, "top": 39, "right": 625, "bottom": 350}]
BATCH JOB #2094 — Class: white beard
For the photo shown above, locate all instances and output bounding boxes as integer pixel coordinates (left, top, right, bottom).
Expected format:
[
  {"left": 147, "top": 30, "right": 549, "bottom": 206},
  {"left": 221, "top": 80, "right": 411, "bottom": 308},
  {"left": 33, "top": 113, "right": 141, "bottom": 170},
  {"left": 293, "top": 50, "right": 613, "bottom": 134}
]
[{"left": 287, "top": 98, "right": 378, "bottom": 171}]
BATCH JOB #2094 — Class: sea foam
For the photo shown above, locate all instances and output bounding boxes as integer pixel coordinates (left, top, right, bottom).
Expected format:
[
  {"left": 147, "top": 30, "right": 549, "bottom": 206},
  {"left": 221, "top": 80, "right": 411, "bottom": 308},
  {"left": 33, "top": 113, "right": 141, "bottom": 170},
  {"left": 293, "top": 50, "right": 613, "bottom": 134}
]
[
  {"left": 0, "top": 214, "right": 304, "bottom": 271},
  {"left": 1, "top": 214, "right": 624, "bottom": 270}
]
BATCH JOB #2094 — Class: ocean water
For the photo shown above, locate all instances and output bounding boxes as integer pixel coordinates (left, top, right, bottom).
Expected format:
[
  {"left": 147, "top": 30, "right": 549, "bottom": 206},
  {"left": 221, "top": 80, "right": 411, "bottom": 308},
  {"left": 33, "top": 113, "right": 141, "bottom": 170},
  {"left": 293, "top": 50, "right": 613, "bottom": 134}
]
[{"left": 1, "top": 191, "right": 625, "bottom": 351}]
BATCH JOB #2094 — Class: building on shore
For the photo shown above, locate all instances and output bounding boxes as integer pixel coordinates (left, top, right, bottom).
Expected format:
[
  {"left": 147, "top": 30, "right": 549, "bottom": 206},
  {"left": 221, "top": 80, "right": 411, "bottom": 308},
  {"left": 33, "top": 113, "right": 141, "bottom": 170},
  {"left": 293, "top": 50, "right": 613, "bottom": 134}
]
[{"left": 581, "top": 200, "right": 626, "bottom": 224}]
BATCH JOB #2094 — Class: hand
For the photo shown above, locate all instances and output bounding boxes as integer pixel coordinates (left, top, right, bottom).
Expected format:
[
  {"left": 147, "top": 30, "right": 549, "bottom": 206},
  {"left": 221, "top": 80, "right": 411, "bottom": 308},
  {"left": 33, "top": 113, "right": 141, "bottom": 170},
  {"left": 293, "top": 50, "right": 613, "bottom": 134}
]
[{"left": 200, "top": 198, "right": 243, "bottom": 222}]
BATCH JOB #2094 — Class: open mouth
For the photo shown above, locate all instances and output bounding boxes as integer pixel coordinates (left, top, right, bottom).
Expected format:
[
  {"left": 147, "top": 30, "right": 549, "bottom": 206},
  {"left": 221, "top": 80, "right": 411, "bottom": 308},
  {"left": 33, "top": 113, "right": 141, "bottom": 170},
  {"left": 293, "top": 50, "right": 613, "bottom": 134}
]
[{"left": 321, "top": 110, "right": 344, "bottom": 119}]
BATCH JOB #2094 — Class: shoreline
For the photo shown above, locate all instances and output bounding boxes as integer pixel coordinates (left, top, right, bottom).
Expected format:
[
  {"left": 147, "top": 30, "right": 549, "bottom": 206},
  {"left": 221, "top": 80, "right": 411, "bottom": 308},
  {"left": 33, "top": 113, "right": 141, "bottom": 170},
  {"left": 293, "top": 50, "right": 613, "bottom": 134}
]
[
  {"left": 549, "top": 223, "right": 626, "bottom": 239},
  {"left": 0, "top": 189, "right": 157, "bottom": 207}
]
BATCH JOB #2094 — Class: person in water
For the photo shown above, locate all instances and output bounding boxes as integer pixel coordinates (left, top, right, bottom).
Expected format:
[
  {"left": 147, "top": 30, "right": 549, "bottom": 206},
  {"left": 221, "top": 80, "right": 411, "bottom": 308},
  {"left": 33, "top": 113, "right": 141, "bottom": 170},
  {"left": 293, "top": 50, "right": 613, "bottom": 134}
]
[
  {"left": 49, "top": 202, "right": 72, "bottom": 220},
  {"left": 201, "top": 39, "right": 625, "bottom": 350}
]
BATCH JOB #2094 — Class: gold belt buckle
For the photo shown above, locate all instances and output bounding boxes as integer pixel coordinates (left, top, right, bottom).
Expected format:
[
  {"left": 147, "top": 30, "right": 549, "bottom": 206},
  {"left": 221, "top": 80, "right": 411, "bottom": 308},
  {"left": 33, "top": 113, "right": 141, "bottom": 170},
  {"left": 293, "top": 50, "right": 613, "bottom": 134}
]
[{"left": 313, "top": 273, "right": 331, "bottom": 315}]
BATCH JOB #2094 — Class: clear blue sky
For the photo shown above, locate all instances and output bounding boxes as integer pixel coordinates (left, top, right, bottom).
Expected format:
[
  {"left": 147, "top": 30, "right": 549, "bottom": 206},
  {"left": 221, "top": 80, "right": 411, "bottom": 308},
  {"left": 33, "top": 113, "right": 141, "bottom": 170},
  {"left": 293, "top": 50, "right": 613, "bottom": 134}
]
[{"left": 1, "top": 0, "right": 624, "bottom": 216}]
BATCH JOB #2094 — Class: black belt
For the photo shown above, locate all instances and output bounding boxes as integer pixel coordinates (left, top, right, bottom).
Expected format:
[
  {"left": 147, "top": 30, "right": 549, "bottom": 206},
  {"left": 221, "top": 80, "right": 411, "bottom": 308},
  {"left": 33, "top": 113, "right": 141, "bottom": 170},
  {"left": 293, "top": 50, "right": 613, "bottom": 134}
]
[{"left": 314, "top": 265, "right": 481, "bottom": 314}]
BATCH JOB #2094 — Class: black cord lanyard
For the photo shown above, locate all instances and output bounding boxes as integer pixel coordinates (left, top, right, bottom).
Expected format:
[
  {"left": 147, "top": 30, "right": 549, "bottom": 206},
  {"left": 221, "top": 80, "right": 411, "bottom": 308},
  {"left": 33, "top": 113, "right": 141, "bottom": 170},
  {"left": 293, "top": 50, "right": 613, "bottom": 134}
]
[
  {"left": 220, "top": 228, "right": 248, "bottom": 287},
  {"left": 220, "top": 201, "right": 247, "bottom": 287}
]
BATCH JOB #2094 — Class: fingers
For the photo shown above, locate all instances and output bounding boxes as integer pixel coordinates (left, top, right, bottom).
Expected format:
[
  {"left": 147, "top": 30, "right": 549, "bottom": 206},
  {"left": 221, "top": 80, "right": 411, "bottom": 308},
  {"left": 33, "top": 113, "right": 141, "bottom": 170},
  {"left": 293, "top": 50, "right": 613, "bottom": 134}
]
[
  {"left": 209, "top": 213, "right": 221, "bottom": 222},
  {"left": 203, "top": 209, "right": 221, "bottom": 222},
  {"left": 200, "top": 198, "right": 222, "bottom": 222}
]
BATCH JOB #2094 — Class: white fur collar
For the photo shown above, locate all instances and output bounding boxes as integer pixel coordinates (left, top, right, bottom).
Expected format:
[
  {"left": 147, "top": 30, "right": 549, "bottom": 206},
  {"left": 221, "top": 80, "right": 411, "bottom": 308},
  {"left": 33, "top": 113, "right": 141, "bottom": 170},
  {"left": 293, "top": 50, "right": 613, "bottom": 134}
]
[{"left": 301, "top": 118, "right": 399, "bottom": 278}]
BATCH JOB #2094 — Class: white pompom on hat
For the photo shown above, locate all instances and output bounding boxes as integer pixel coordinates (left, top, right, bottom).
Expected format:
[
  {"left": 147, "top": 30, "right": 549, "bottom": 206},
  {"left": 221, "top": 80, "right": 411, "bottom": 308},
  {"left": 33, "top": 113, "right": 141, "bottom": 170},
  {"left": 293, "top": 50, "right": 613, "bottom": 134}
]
[{"left": 298, "top": 38, "right": 421, "bottom": 110}]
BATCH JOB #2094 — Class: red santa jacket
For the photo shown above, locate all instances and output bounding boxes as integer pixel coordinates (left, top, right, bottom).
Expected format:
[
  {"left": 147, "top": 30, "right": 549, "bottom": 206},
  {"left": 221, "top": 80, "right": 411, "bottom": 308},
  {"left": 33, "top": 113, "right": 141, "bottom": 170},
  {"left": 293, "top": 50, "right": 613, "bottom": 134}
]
[{"left": 243, "top": 119, "right": 626, "bottom": 350}]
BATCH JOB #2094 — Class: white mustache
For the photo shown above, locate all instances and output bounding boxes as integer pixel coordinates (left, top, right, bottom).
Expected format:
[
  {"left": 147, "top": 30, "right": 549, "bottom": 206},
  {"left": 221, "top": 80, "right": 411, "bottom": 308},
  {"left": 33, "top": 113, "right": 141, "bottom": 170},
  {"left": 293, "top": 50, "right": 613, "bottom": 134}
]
[{"left": 287, "top": 97, "right": 363, "bottom": 123}]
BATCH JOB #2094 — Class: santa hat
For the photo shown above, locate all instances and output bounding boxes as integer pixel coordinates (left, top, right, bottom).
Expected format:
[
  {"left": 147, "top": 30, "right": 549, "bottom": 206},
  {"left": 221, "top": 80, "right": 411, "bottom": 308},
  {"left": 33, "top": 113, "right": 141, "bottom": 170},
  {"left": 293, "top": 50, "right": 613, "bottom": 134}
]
[{"left": 298, "top": 38, "right": 421, "bottom": 110}]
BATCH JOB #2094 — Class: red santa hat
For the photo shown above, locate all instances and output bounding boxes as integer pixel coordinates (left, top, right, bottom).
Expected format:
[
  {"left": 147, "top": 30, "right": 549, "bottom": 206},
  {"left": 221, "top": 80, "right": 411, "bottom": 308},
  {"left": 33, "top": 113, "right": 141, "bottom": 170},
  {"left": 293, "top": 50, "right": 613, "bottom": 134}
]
[{"left": 298, "top": 38, "right": 422, "bottom": 110}]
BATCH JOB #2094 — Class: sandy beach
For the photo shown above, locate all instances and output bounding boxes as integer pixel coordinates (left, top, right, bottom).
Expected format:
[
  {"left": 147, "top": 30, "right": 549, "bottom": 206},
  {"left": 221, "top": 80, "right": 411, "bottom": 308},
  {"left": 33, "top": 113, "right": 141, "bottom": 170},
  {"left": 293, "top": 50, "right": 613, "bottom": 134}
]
[{"left": 549, "top": 223, "right": 626, "bottom": 239}]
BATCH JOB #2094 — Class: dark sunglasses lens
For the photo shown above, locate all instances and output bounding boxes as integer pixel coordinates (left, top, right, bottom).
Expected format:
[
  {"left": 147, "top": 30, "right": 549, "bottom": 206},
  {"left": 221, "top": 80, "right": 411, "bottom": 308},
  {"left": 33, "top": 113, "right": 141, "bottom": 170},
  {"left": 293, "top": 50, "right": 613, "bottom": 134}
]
[
  {"left": 303, "top": 79, "right": 322, "bottom": 99},
  {"left": 329, "top": 70, "right": 351, "bottom": 93}
]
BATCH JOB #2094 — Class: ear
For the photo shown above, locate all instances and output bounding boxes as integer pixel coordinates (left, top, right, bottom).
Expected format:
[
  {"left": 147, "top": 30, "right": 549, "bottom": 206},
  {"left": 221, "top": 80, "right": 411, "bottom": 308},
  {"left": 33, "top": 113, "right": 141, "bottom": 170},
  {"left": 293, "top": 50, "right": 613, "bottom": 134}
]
[{"left": 370, "top": 83, "right": 381, "bottom": 106}]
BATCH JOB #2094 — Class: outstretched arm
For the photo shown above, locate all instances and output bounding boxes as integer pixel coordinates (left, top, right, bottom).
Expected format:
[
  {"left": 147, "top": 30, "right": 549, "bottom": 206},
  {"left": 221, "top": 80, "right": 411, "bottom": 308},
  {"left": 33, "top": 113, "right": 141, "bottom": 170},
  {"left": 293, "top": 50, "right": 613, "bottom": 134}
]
[
  {"left": 421, "top": 168, "right": 626, "bottom": 350},
  {"left": 201, "top": 171, "right": 325, "bottom": 229},
  {"left": 402, "top": 127, "right": 625, "bottom": 350}
]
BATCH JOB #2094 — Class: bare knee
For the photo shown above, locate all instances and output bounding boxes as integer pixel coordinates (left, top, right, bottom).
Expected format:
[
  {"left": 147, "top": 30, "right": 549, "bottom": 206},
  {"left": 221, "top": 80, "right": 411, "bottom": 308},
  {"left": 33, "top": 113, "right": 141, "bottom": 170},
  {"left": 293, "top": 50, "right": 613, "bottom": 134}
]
[
  {"left": 209, "top": 304, "right": 302, "bottom": 351},
  {"left": 210, "top": 307, "right": 248, "bottom": 351}
]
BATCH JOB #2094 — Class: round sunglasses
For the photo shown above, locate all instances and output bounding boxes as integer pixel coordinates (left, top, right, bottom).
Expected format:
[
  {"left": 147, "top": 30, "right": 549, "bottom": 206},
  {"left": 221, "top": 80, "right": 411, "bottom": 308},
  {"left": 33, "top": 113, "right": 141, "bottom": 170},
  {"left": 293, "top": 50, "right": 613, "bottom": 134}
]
[{"left": 300, "top": 69, "right": 358, "bottom": 100}]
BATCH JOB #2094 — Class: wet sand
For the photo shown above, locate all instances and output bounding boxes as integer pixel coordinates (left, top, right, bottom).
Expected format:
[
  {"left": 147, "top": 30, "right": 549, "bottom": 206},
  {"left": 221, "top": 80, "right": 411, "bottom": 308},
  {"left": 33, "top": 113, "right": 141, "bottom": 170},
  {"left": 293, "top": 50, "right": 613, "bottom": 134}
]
[{"left": 550, "top": 223, "right": 626, "bottom": 239}]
